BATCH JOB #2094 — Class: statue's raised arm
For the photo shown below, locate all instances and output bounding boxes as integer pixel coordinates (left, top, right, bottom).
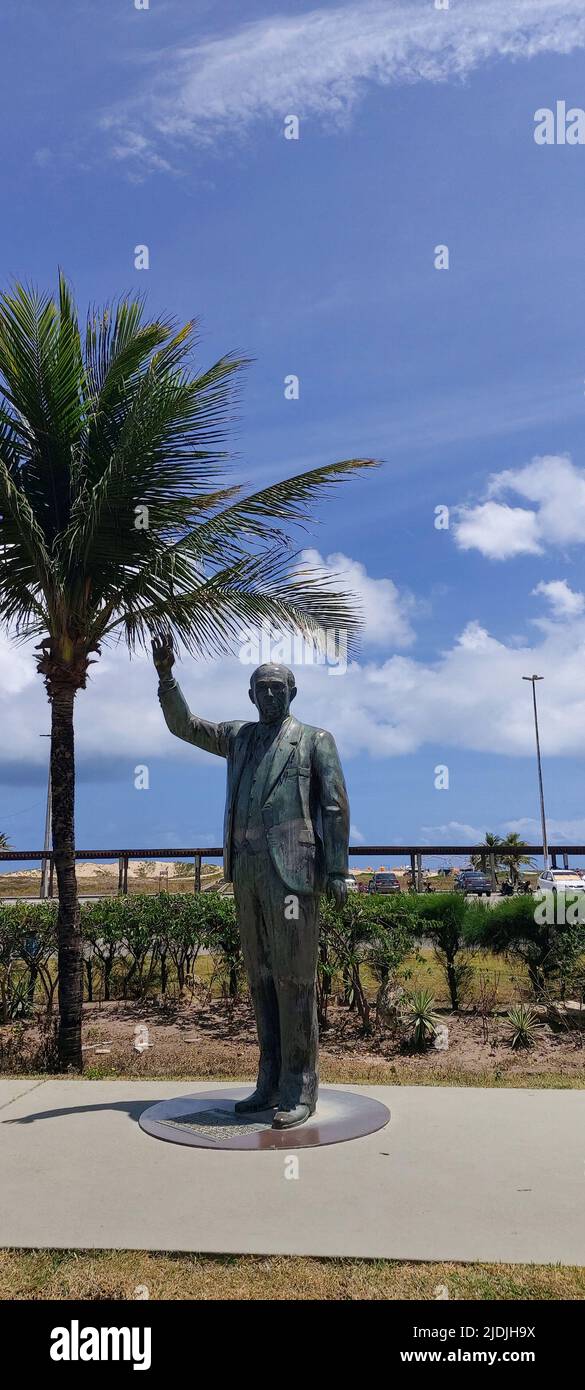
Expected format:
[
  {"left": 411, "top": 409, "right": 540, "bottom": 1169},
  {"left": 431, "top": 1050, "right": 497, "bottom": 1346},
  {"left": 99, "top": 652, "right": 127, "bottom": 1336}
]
[{"left": 152, "top": 635, "right": 233, "bottom": 759}]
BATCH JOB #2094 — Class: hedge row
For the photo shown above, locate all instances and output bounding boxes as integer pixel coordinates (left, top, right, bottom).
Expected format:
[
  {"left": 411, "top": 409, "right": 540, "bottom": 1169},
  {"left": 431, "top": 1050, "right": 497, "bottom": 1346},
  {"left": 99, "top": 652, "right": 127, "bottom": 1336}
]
[
  {"left": 0, "top": 892, "right": 425, "bottom": 1029},
  {"left": 1, "top": 892, "right": 583, "bottom": 1030}
]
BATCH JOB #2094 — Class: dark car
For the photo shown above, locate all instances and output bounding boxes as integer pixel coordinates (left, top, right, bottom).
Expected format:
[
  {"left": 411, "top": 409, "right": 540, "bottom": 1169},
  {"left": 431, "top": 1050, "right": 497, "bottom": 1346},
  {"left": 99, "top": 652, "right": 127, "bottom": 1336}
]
[
  {"left": 455, "top": 870, "right": 491, "bottom": 895},
  {"left": 367, "top": 872, "right": 401, "bottom": 895}
]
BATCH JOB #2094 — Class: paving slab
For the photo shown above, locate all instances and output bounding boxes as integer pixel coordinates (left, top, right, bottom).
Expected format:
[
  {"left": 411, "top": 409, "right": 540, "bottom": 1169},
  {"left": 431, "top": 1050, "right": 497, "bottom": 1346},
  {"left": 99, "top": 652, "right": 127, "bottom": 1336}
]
[
  {"left": 0, "top": 1079, "right": 584, "bottom": 1264},
  {"left": 0, "top": 1079, "right": 48, "bottom": 1111}
]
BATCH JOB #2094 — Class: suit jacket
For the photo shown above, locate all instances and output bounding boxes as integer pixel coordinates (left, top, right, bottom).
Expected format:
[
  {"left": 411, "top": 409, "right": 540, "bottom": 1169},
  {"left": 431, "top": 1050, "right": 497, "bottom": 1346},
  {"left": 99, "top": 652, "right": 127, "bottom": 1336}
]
[{"left": 158, "top": 677, "right": 350, "bottom": 895}]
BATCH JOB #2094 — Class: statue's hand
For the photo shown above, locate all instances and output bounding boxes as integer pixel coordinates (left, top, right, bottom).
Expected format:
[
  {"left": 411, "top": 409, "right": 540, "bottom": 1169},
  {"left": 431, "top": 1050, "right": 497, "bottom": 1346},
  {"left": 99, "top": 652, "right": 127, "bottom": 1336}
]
[
  {"left": 152, "top": 632, "right": 175, "bottom": 678},
  {"left": 327, "top": 874, "right": 348, "bottom": 909}
]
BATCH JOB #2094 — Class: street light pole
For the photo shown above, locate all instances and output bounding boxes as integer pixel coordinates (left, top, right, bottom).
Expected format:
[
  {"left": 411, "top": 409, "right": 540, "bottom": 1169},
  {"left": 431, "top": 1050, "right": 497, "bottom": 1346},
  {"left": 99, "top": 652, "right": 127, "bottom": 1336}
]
[{"left": 522, "top": 675, "right": 548, "bottom": 870}]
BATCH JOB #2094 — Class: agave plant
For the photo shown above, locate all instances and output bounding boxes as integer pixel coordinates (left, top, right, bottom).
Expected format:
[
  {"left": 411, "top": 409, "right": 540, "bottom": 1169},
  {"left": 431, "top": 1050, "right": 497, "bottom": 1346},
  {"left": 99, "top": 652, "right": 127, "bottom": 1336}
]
[
  {"left": 406, "top": 988, "right": 440, "bottom": 1049},
  {"left": 506, "top": 1003, "right": 543, "bottom": 1049},
  {"left": 0, "top": 274, "right": 376, "bottom": 1069}
]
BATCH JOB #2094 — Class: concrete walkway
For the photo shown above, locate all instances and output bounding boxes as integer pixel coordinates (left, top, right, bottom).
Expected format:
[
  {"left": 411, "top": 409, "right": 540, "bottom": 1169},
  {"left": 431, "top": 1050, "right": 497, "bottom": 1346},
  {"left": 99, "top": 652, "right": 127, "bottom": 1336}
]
[{"left": 0, "top": 1079, "right": 583, "bottom": 1264}]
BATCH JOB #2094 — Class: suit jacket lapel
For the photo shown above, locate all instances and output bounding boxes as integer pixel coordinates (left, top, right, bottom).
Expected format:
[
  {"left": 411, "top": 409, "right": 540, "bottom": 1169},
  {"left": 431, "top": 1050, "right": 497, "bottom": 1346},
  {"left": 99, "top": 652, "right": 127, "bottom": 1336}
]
[
  {"left": 262, "top": 716, "right": 301, "bottom": 804},
  {"left": 230, "top": 723, "right": 256, "bottom": 803}
]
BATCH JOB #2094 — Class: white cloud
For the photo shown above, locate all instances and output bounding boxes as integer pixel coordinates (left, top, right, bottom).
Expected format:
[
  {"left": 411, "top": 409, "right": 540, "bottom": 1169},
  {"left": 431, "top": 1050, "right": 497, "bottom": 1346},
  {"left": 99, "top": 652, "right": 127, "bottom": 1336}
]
[
  {"left": 532, "top": 579, "right": 585, "bottom": 618},
  {"left": 104, "top": 0, "right": 585, "bottom": 164},
  {"left": 454, "top": 620, "right": 504, "bottom": 655},
  {"left": 0, "top": 634, "right": 37, "bottom": 697},
  {"left": 313, "top": 609, "right": 585, "bottom": 759},
  {"left": 3, "top": 609, "right": 585, "bottom": 768},
  {"left": 301, "top": 548, "right": 417, "bottom": 648},
  {"left": 490, "top": 455, "right": 585, "bottom": 544},
  {"left": 454, "top": 500, "right": 542, "bottom": 560},
  {"left": 4, "top": 558, "right": 585, "bottom": 773},
  {"left": 454, "top": 454, "right": 585, "bottom": 559},
  {"left": 0, "top": 550, "right": 416, "bottom": 771},
  {"left": 505, "top": 817, "right": 585, "bottom": 842},
  {"left": 109, "top": 131, "right": 178, "bottom": 178},
  {"left": 419, "top": 821, "right": 487, "bottom": 844},
  {"left": 421, "top": 817, "right": 585, "bottom": 848}
]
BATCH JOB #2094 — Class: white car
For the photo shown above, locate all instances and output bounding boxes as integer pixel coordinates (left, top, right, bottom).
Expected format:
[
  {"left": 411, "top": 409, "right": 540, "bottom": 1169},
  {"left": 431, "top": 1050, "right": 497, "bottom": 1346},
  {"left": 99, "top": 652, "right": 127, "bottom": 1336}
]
[
  {"left": 537, "top": 869, "right": 585, "bottom": 895},
  {"left": 345, "top": 875, "right": 359, "bottom": 893}
]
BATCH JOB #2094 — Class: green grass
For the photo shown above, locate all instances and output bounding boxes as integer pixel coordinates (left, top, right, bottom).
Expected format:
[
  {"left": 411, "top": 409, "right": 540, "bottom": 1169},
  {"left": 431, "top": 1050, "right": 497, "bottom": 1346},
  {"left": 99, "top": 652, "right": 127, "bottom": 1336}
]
[
  {"left": 76, "top": 1065, "right": 585, "bottom": 1088},
  {"left": 14, "top": 946, "right": 528, "bottom": 1009},
  {"left": 15, "top": 943, "right": 523, "bottom": 999},
  {"left": 0, "top": 1248, "right": 582, "bottom": 1301},
  {"left": 397, "top": 948, "right": 527, "bottom": 1005}
]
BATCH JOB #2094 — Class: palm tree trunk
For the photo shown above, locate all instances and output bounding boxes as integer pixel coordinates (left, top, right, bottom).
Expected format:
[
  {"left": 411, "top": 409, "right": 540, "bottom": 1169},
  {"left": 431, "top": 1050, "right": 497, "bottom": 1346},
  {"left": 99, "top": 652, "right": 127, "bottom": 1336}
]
[{"left": 51, "top": 685, "right": 83, "bottom": 1071}]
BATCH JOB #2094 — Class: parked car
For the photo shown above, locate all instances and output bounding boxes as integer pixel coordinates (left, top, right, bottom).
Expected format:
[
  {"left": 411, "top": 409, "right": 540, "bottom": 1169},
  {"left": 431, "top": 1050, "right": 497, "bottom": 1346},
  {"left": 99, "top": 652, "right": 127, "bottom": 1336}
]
[
  {"left": 454, "top": 870, "right": 491, "bottom": 895},
  {"left": 367, "top": 872, "right": 401, "bottom": 894},
  {"left": 344, "top": 874, "right": 358, "bottom": 893},
  {"left": 536, "top": 868, "right": 585, "bottom": 895}
]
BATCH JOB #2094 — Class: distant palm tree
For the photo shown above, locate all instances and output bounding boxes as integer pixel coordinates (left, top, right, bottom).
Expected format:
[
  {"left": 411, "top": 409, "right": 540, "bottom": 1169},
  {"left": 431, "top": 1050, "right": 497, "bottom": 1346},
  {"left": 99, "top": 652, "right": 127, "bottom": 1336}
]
[
  {"left": 471, "top": 831, "right": 535, "bottom": 884},
  {"left": 0, "top": 274, "right": 376, "bottom": 1070},
  {"left": 0, "top": 833, "right": 9, "bottom": 849},
  {"left": 498, "top": 832, "right": 536, "bottom": 885},
  {"left": 470, "top": 832, "right": 503, "bottom": 873}
]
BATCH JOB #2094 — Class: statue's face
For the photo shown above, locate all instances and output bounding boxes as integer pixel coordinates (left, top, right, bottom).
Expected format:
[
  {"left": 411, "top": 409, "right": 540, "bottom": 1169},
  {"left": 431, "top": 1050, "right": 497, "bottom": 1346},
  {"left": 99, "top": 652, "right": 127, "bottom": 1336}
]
[{"left": 250, "top": 669, "right": 295, "bottom": 723}]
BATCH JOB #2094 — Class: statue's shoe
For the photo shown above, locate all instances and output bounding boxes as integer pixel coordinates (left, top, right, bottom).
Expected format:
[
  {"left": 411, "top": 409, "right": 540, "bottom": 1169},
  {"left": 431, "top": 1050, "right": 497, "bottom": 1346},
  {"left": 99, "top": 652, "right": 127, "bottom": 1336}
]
[
  {"left": 234, "top": 1089, "right": 279, "bottom": 1114},
  {"left": 272, "top": 1103, "right": 315, "bottom": 1129}
]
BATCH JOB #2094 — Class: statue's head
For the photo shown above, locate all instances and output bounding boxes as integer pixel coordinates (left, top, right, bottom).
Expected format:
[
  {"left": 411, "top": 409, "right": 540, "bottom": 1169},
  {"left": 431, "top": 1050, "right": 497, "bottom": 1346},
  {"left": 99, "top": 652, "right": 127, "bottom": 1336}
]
[{"left": 249, "top": 663, "right": 297, "bottom": 724}]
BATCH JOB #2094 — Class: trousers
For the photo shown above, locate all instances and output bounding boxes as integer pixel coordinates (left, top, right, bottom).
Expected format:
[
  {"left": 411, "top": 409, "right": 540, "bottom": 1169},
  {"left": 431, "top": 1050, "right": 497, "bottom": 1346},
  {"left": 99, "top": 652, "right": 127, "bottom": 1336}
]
[{"left": 232, "top": 842, "right": 320, "bottom": 1108}]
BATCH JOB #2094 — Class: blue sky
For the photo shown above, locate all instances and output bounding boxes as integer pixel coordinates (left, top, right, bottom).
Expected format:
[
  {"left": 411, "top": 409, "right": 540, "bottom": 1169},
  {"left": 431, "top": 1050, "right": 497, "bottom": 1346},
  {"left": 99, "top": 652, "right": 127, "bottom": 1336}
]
[{"left": 2, "top": 0, "right": 585, "bottom": 866}]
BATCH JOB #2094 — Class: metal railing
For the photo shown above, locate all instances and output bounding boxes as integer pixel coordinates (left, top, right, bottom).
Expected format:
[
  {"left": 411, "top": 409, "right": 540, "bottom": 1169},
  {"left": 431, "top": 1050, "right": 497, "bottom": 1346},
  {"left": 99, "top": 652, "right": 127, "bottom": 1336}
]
[{"left": 0, "top": 843, "right": 579, "bottom": 897}]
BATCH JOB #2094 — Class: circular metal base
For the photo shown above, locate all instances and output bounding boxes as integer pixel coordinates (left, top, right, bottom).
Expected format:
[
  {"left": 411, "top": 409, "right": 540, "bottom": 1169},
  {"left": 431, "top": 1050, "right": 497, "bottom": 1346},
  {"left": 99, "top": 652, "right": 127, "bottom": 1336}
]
[{"left": 139, "top": 1085, "right": 390, "bottom": 1151}]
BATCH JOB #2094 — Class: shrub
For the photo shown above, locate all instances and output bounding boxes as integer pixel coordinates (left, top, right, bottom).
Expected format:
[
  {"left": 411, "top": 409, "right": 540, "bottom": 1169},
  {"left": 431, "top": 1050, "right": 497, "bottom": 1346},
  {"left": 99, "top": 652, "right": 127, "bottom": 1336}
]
[
  {"left": 172, "top": 860, "right": 194, "bottom": 878},
  {"left": 0, "top": 901, "right": 58, "bottom": 1018},
  {"left": 464, "top": 894, "right": 585, "bottom": 999},
  {"left": 81, "top": 894, "right": 234, "bottom": 1001},
  {"left": 204, "top": 895, "right": 243, "bottom": 999},
  {"left": 0, "top": 889, "right": 423, "bottom": 1027},
  {"left": 474, "top": 969, "right": 501, "bottom": 1044},
  {"left": 317, "top": 894, "right": 418, "bottom": 1034},
  {"left": 414, "top": 893, "right": 473, "bottom": 1011},
  {"left": 81, "top": 899, "right": 125, "bottom": 1001}
]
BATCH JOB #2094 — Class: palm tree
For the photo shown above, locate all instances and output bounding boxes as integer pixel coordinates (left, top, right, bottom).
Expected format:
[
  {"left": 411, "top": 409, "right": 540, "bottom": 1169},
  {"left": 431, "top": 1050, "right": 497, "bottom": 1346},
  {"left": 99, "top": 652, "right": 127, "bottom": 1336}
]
[
  {"left": 0, "top": 274, "right": 377, "bottom": 1070},
  {"left": 0, "top": 833, "right": 9, "bottom": 849},
  {"left": 470, "top": 832, "right": 503, "bottom": 874},
  {"left": 470, "top": 831, "right": 535, "bottom": 885},
  {"left": 498, "top": 832, "right": 536, "bottom": 886}
]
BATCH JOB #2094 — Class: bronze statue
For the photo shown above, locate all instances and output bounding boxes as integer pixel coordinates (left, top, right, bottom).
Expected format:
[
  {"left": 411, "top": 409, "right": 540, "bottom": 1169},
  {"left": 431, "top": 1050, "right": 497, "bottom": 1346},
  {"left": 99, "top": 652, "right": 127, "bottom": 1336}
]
[{"left": 153, "top": 637, "right": 350, "bottom": 1128}]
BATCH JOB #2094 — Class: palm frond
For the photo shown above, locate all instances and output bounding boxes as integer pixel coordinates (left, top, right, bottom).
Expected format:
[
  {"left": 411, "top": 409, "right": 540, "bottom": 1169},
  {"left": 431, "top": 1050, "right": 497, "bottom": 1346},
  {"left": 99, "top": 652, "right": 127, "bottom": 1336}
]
[
  {"left": 0, "top": 273, "right": 376, "bottom": 675},
  {"left": 108, "top": 547, "right": 363, "bottom": 661},
  {"left": 0, "top": 456, "right": 55, "bottom": 611},
  {"left": 165, "top": 457, "right": 379, "bottom": 565}
]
